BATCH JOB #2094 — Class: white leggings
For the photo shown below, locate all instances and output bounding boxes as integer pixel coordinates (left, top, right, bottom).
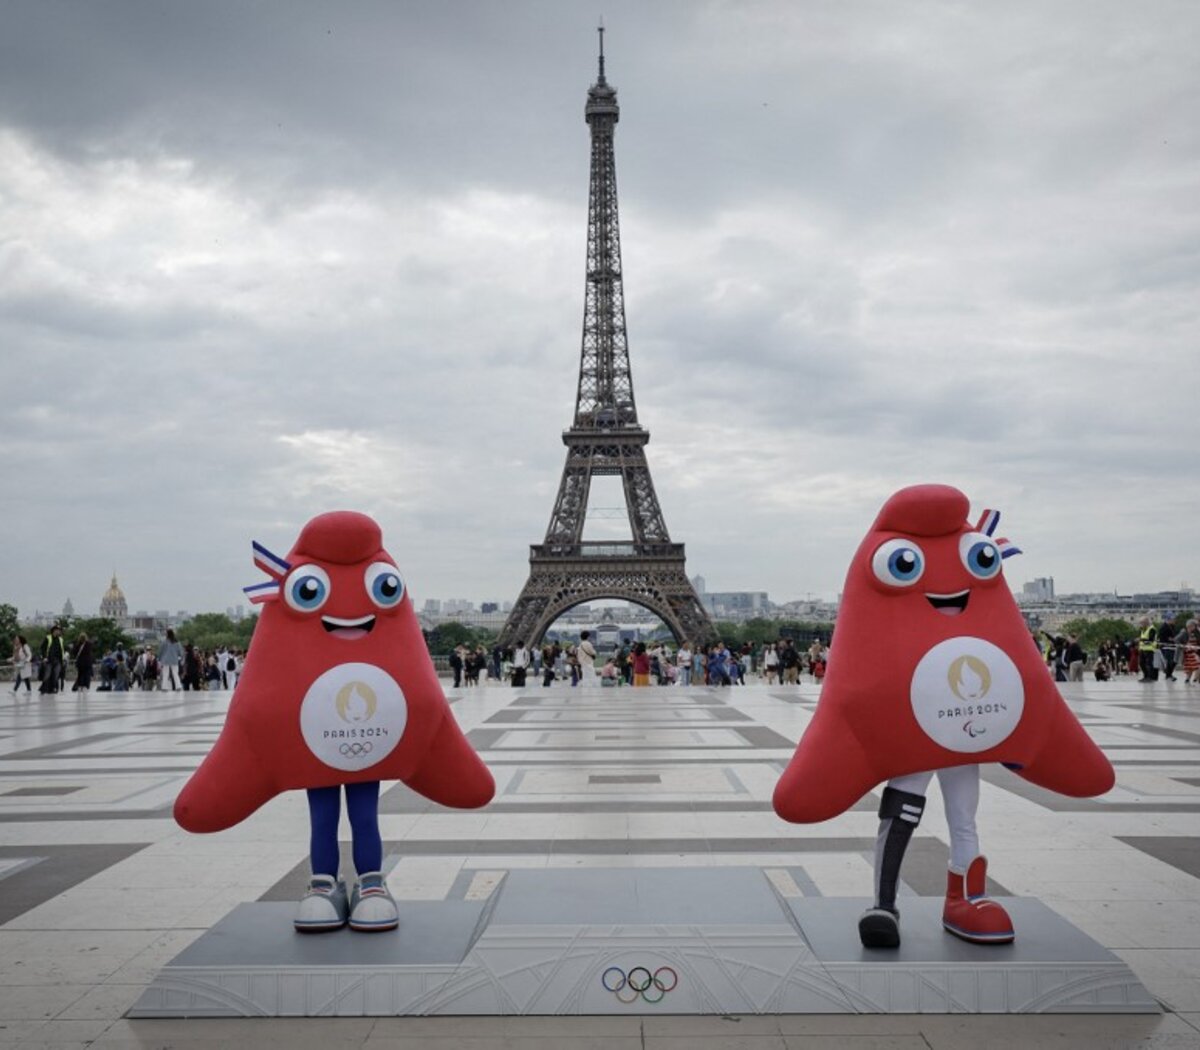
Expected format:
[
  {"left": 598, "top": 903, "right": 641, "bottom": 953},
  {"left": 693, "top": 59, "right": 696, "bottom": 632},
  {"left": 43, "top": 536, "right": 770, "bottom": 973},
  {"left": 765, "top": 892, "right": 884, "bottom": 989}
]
[{"left": 888, "top": 765, "right": 980, "bottom": 873}]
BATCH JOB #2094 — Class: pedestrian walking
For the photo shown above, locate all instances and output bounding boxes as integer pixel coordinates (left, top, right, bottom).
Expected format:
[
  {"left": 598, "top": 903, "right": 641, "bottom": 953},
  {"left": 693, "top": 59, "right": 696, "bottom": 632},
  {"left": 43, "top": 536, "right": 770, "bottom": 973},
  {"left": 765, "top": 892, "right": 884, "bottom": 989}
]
[
  {"left": 10, "top": 636, "right": 33, "bottom": 695},
  {"left": 158, "top": 629, "right": 183, "bottom": 690}
]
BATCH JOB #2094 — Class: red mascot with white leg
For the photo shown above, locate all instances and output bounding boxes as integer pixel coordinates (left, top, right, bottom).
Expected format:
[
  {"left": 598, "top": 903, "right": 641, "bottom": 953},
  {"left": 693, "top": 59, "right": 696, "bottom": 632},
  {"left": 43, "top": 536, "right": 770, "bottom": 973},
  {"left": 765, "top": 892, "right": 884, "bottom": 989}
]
[
  {"left": 772, "top": 485, "right": 1113, "bottom": 948},
  {"left": 175, "top": 511, "right": 495, "bottom": 933}
]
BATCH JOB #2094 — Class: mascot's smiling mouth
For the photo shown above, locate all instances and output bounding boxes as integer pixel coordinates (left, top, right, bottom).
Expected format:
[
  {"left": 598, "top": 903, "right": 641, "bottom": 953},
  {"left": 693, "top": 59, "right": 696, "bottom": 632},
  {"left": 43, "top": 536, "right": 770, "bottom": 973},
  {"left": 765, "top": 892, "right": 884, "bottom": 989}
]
[
  {"left": 926, "top": 590, "right": 970, "bottom": 616},
  {"left": 321, "top": 615, "right": 376, "bottom": 639}
]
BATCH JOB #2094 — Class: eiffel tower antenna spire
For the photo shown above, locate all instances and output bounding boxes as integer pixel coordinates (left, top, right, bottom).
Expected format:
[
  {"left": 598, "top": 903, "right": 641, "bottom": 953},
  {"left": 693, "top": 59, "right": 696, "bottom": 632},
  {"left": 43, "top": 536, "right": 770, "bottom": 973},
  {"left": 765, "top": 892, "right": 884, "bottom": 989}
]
[{"left": 498, "top": 34, "right": 716, "bottom": 651}]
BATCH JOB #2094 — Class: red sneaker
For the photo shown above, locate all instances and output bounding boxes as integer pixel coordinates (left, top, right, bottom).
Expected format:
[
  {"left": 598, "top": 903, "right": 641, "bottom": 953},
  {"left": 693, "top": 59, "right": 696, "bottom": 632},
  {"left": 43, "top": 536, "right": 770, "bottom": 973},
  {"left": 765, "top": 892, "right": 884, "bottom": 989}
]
[{"left": 942, "top": 856, "right": 1014, "bottom": 944}]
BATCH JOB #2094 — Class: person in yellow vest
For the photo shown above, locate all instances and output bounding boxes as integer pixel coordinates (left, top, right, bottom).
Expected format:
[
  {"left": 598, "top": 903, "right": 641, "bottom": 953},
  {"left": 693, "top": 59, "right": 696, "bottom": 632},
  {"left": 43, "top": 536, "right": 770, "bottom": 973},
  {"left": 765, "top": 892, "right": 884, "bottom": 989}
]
[
  {"left": 1137, "top": 615, "right": 1159, "bottom": 682},
  {"left": 39, "top": 625, "right": 68, "bottom": 694}
]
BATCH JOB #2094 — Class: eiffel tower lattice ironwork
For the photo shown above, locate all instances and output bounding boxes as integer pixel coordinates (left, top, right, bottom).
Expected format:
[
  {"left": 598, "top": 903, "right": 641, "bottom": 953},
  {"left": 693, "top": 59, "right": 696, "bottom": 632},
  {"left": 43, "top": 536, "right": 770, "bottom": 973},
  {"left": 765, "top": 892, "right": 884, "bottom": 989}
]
[{"left": 498, "top": 31, "right": 716, "bottom": 650}]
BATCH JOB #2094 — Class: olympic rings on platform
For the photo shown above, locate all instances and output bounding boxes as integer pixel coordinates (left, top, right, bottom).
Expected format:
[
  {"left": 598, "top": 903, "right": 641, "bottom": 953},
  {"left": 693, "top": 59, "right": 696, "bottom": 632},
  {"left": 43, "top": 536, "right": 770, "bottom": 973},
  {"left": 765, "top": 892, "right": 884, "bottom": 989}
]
[
  {"left": 338, "top": 742, "right": 374, "bottom": 758},
  {"left": 601, "top": 964, "right": 678, "bottom": 1004}
]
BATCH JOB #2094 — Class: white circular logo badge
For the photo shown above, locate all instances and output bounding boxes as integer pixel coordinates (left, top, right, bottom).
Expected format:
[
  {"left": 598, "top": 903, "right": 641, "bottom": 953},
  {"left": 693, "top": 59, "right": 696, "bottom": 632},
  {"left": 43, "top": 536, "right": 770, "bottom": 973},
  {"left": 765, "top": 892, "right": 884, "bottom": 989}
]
[
  {"left": 909, "top": 637, "right": 1023, "bottom": 754},
  {"left": 298, "top": 663, "right": 408, "bottom": 772}
]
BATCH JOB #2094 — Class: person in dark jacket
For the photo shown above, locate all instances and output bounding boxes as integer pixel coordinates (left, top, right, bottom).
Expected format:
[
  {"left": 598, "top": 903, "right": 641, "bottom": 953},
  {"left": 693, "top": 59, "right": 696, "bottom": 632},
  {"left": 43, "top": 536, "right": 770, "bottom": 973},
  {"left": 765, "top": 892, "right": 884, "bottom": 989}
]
[
  {"left": 1161, "top": 620, "right": 1179, "bottom": 681},
  {"left": 71, "top": 633, "right": 94, "bottom": 693},
  {"left": 1065, "top": 635, "right": 1086, "bottom": 682},
  {"left": 448, "top": 646, "right": 464, "bottom": 688},
  {"left": 182, "top": 643, "right": 203, "bottom": 691}
]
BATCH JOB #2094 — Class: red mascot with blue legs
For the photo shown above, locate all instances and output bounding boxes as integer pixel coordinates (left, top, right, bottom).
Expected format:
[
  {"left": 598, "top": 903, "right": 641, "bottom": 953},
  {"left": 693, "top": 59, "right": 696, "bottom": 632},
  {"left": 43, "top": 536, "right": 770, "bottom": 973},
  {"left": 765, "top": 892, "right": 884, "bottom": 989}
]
[
  {"left": 175, "top": 511, "right": 495, "bottom": 933},
  {"left": 773, "top": 485, "right": 1113, "bottom": 948}
]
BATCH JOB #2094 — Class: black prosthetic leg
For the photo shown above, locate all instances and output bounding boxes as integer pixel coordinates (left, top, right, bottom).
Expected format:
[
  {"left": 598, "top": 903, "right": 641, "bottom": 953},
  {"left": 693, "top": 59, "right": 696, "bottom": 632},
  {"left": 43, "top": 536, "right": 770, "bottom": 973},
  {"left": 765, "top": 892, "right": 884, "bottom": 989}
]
[{"left": 858, "top": 785, "right": 926, "bottom": 948}]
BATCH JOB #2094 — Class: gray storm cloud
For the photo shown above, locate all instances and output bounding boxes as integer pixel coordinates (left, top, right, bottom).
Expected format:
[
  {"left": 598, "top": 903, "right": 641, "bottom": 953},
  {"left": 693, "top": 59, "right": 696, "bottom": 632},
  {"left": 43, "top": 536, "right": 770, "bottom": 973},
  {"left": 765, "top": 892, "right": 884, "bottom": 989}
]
[{"left": 1, "top": 0, "right": 1197, "bottom": 615}]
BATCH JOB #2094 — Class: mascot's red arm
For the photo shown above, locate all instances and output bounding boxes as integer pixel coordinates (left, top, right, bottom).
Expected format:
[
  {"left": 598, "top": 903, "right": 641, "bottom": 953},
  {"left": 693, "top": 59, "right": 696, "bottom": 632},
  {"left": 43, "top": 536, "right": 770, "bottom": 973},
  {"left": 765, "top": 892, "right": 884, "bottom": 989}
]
[
  {"left": 1010, "top": 683, "right": 1114, "bottom": 797},
  {"left": 406, "top": 710, "right": 496, "bottom": 810},
  {"left": 772, "top": 705, "right": 877, "bottom": 823},
  {"left": 175, "top": 718, "right": 278, "bottom": 833}
]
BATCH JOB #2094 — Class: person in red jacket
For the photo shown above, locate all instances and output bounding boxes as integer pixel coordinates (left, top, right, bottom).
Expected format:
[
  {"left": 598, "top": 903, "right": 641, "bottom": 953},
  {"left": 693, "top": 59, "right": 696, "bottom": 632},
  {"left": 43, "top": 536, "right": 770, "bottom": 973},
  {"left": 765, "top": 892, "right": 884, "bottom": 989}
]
[{"left": 632, "top": 642, "right": 651, "bottom": 686}]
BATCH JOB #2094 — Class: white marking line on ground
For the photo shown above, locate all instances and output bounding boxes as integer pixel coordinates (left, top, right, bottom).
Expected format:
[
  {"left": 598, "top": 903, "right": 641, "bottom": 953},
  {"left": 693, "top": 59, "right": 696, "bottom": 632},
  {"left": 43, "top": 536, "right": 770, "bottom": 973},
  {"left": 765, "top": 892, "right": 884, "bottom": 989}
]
[
  {"left": 764, "top": 867, "right": 803, "bottom": 898},
  {"left": 464, "top": 870, "right": 506, "bottom": 901}
]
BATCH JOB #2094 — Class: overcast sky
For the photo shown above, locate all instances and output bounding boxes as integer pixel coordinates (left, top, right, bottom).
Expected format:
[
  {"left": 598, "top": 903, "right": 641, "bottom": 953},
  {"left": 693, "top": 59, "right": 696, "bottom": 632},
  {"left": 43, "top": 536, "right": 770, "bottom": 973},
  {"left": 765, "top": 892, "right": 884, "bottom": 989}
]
[{"left": 2, "top": 0, "right": 1197, "bottom": 618}]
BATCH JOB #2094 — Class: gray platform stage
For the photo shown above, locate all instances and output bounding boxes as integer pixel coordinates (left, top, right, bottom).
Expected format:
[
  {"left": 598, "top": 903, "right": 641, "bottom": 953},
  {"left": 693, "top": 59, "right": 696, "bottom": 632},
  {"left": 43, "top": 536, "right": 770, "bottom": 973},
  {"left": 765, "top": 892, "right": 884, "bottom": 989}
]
[{"left": 130, "top": 867, "right": 1157, "bottom": 1017}]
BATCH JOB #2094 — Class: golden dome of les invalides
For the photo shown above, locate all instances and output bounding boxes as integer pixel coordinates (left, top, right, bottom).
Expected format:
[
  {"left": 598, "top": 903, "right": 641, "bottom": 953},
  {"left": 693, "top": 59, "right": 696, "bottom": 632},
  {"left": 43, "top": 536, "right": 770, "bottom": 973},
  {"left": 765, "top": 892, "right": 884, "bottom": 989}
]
[{"left": 100, "top": 573, "right": 128, "bottom": 621}]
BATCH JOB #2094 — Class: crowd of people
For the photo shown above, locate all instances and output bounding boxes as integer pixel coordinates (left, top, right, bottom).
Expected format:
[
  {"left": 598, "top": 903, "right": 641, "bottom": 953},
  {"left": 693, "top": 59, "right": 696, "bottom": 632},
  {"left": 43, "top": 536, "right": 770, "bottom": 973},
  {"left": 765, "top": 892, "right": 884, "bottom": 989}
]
[
  {"left": 453, "top": 617, "right": 1200, "bottom": 691},
  {"left": 447, "top": 634, "right": 832, "bottom": 689},
  {"left": 10, "top": 615, "right": 1200, "bottom": 698},
  {"left": 1038, "top": 616, "right": 1200, "bottom": 684},
  {"left": 8, "top": 626, "right": 247, "bottom": 696}
]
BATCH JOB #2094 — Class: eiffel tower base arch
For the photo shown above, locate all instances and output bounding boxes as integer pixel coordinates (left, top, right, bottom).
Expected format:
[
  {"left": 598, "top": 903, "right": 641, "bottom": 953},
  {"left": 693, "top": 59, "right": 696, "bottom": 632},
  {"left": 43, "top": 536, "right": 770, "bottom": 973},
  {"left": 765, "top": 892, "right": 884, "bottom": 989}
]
[{"left": 498, "top": 548, "right": 716, "bottom": 650}]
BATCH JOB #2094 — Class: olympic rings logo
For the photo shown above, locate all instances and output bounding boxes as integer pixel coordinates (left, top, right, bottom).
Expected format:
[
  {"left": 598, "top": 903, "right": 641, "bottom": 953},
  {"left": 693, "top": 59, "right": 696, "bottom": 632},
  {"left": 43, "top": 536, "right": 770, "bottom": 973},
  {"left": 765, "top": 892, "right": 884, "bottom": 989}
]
[
  {"left": 338, "top": 742, "right": 374, "bottom": 758},
  {"left": 601, "top": 965, "right": 678, "bottom": 1004}
]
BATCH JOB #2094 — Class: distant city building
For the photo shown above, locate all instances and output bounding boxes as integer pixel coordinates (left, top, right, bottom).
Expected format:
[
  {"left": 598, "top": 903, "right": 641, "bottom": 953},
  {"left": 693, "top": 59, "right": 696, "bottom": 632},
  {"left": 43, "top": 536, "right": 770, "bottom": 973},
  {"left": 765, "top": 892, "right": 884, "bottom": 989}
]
[
  {"left": 100, "top": 574, "right": 128, "bottom": 621},
  {"left": 63, "top": 597, "right": 75, "bottom": 618},
  {"left": 410, "top": 579, "right": 1195, "bottom": 638},
  {"left": 1021, "top": 577, "right": 1055, "bottom": 603},
  {"left": 1017, "top": 588, "right": 1196, "bottom": 632},
  {"left": 774, "top": 597, "right": 841, "bottom": 623},
  {"left": 418, "top": 608, "right": 509, "bottom": 631},
  {"left": 703, "top": 591, "right": 769, "bottom": 617}
]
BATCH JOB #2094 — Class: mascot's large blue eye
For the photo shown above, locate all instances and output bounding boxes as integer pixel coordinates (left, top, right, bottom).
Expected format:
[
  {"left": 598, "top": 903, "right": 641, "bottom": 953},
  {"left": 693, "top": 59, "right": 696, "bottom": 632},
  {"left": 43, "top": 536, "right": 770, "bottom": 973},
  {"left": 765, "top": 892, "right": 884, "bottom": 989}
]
[
  {"left": 365, "top": 562, "right": 405, "bottom": 608},
  {"left": 959, "top": 532, "right": 1002, "bottom": 579},
  {"left": 871, "top": 538, "right": 925, "bottom": 587},
  {"left": 284, "top": 565, "right": 331, "bottom": 612}
]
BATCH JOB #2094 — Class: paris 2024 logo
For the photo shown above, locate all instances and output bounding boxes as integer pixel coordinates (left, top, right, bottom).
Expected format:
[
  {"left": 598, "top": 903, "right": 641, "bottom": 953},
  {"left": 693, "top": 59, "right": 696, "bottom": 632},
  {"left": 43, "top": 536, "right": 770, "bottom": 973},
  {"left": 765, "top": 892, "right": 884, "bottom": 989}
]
[
  {"left": 909, "top": 638, "right": 1023, "bottom": 753},
  {"left": 298, "top": 663, "right": 408, "bottom": 771}
]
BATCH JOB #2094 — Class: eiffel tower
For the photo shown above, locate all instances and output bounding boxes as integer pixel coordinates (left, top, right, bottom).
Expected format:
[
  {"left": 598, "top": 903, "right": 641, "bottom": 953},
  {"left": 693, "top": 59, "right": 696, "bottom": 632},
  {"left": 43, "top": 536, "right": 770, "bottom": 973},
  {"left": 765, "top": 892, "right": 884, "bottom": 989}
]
[{"left": 497, "top": 30, "right": 716, "bottom": 650}]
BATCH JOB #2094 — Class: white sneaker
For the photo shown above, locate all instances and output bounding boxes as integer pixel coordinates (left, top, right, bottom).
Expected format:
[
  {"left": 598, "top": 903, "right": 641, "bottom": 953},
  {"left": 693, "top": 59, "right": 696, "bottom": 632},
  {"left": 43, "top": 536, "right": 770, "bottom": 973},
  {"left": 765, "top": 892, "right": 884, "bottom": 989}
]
[
  {"left": 348, "top": 871, "right": 399, "bottom": 932},
  {"left": 294, "top": 875, "right": 348, "bottom": 933}
]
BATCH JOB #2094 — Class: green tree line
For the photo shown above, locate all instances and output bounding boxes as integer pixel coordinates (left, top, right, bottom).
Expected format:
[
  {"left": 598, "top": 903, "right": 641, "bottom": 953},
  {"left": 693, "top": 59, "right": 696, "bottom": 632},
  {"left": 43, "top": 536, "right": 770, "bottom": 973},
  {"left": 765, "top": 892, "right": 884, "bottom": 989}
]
[
  {"left": 710, "top": 618, "right": 834, "bottom": 650},
  {"left": 13, "top": 606, "right": 1186, "bottom": 668},
  {"left": 423, "top": 622, "right": 497, "bottom": 656},
  {"left": 0, "top": 606, "right": 259, "bottom": 660},
  {"left": 1054, "top": 613, "right": 1195, "bottom": 656},
  {"left": 418, "top": 618, "right": 837, "bottom": 658}
]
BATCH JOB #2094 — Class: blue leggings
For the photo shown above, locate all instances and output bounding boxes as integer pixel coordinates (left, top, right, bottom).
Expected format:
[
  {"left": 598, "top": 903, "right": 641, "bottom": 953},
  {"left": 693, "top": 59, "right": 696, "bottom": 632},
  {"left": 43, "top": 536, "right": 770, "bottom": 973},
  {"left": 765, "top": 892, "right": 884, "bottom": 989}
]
[{"left": 306, "top": 781, "right": 382, "bottom": 878}]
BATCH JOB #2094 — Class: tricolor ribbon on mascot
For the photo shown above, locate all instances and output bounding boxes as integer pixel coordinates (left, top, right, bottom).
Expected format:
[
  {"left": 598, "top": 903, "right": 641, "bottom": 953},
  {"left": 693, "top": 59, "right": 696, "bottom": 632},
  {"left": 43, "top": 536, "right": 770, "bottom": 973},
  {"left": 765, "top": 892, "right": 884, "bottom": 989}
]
[
  {"left": 244, "top": 540, "right": 292, "bottom": 604},
  {"left": 975, "top": 509, "right": 1022, "bottom": 560}
]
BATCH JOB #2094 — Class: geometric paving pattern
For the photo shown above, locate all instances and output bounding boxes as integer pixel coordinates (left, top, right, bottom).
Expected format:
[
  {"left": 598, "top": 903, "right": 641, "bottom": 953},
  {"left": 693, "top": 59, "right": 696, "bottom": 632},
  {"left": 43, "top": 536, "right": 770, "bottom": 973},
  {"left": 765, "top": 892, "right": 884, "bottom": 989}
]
[{"left": 2, "top": 678, "right": 1199, "bottom": 1045}]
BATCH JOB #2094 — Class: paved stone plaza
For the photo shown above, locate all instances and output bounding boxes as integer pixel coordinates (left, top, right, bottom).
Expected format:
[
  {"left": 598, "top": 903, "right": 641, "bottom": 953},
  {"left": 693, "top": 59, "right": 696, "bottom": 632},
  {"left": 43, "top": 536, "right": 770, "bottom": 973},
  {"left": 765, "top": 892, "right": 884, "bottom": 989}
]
[{"left": 1, "top": 678, "right": 1198, "bottom": 1048}]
